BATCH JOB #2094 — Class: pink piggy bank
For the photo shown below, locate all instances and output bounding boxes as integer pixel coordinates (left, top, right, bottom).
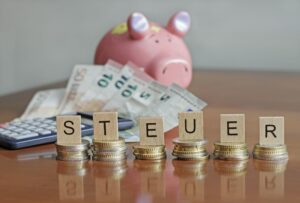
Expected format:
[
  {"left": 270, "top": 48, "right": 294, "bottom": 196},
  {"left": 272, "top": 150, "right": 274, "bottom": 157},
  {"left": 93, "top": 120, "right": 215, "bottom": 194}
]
[{"left": 94, "top": 11, "right": 192, "bottom": 87}]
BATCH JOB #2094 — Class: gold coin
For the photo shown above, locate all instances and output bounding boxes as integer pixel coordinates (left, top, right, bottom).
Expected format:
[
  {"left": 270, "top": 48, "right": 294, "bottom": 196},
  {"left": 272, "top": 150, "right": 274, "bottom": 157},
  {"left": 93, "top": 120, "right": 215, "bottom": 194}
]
[
  {"left": 214, "top": 142, "right": 248, "bottom": 150},
  {"left": 93, "top": 138, "right": 125, "bottom": 148},
  {"left": 172, "top": 138, "right": 207, "bottom": 147},
  {"left": 213, "top": 150, "right": 249, "bottom": 161},
  {"left": 134, "top": 152, "right": 166, "bottom": 160},
  {"left": 172, "top": 151, "right": 209, "bottom": 160},
  {"left": 173, "top": 144, "right": 206, "bottom": 152},
  {"left": 92, "top": 145, "right": 127, "bottom": 153},
  {"left": 56, "top": 140, "right": 90, "bottom": 152}
]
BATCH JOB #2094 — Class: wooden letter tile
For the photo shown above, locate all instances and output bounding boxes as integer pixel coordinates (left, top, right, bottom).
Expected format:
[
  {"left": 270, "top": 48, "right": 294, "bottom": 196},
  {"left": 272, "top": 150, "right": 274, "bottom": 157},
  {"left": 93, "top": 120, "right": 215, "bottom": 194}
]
[
  {"left": 139, "top": 117, "right": 164, "bottom": 146},
  {"left": 179, "top": 111, "right": 204, "bottom": 141},
  {"left": 93, "top": 112, "right": 118, "bottom": 141},
  {"left": 56, "top": 115, "right": 81, "bottom": 145},
  {"left": 259, "top": 117, "right": 284, "bottom": 146},
  {"left": 220, "top": 114, "right": 245, "bottom": 143}
]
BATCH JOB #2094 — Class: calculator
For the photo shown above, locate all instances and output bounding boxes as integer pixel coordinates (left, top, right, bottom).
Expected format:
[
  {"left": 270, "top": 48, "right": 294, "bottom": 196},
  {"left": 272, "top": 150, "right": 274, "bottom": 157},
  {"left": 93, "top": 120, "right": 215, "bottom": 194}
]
[{"left": 0, "top": 112, "right": 134, "bottom": 149}]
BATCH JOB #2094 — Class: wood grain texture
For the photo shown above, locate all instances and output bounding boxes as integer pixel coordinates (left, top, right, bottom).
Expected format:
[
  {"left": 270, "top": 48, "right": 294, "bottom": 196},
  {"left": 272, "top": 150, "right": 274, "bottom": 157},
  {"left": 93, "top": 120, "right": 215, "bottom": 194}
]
[
  {"left": 259, "top": 117, "right": 284, "bottom": 146},
  {"left": 56, "top": 115, "right": 81, "bottom": 145},
  {"left": 178, "top": 111, "right": 204, "bottom": 140},
  {"left": 220, "top": 114, "right": 245, "bottom": 143},
  {"left": 139, "top": 117, "right": 164, "bottom": 146},
  {"left": 93, "top": 112, "right": 118, "bottom": 141}
]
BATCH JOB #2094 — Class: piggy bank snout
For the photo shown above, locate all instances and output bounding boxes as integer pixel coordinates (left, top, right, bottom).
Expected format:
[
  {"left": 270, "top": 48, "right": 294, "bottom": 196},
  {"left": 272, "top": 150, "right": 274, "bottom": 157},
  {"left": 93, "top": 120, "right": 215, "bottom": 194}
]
[{"left": 151, "top": 60, "right": 192, "bottom": 88}]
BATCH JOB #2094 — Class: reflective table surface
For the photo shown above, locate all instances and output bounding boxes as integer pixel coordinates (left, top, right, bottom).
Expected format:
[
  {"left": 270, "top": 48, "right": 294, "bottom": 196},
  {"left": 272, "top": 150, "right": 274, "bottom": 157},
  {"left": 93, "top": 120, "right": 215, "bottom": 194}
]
[{"left": 0, "top": 70, "right": 299, "bottom": 203}]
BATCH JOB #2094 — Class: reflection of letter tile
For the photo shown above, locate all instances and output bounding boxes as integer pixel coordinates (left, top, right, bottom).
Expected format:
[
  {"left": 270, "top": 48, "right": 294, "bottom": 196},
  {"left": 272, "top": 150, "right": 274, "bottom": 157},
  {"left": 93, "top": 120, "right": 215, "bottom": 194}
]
[
  {"left": 221, "top": 175, "right": 245, "bottom": 200},
  {"left": 95, "top": 178, "right": 120, "bottom": 202},
  {"left": 58, "top": 174, "right": 84, "bottom": 200},
  {"left": 259, "top": 117, "right": 284, "bottom": 146},
  {"left": 179, "top": 179, "right": 204, "bottom": 201},
  {"left": 141, "top": 172, "right": 165, "bottom": 197},
  {"left": 93, "top": 112, "right": 118, "bottom": 141},
  {"left": 179, "top": 111, "right": 204, "bottom": 140},
  {"left": 259, "top": 172, "right": 284, "bottom": 198},
  {"left": 56, "top": 116, "right": 81, "bottom": 145},
  {"left": 220, "top": 114, "right": 245, "bottom": 143},
  {"left": 139, "top": 117, "right": 164, "bottom": 146}
]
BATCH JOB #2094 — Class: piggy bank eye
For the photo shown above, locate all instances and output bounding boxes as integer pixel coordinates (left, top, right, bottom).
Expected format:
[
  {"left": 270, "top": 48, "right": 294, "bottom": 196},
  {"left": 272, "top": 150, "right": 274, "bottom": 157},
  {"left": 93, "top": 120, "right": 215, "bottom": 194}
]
[
  {"left": 168, "top": 38, "right": 172, "bottom": 42},
  {"left": 155, "top": 39, "right": 159, "bottom": 43}
]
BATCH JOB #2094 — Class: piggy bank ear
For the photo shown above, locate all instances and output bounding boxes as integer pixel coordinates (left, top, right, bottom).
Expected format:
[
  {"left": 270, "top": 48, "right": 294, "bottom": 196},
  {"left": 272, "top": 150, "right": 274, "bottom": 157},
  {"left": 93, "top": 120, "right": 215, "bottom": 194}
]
[
  {"left": 127, "top": 12, "right": 150, "bottom": 40},
  {"left": 167, "top": 11, "right": 191, "bottom": 37}
]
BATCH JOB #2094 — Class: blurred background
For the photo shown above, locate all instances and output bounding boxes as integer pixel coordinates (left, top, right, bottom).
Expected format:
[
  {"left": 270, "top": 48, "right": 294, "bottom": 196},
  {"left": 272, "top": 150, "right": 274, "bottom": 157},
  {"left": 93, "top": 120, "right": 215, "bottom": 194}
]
[{"left": 0, "top": 0, "right": 299, "bottom": 96}]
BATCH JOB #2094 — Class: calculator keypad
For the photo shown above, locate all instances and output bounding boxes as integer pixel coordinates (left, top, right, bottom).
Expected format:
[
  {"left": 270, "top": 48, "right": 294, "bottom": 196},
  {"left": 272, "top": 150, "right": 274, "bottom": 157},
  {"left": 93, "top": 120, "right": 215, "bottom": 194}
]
[{"left": 0, "top": 118, "right": 56, "bottom": 140}]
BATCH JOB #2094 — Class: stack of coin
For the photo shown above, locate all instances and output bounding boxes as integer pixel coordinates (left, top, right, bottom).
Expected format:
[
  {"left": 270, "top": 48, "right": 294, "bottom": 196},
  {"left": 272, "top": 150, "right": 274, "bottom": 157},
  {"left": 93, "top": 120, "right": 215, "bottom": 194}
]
[
  {"left": 253, "top": 144, "right": 288, "bottom": 161},
  {"left": 172, "top": 138, "right": 209, "bottom": 160},
  {"left": 133, "top": 145, "right": 166, "bottom": 160},
  {"left": 92, "top": 138, "right": 127, "bottom": 161},
  {"left": 213, "top": 142, "right": 249, "bottom": 161},
  {"left": 56, "top": 140, "right": 90, "bottom": 161}
]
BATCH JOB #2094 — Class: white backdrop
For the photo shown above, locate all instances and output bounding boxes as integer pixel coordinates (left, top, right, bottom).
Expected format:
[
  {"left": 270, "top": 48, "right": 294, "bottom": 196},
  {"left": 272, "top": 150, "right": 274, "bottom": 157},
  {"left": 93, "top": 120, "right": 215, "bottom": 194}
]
[{"left": 0, "top": 0, "right": 299, "bottom": 96}]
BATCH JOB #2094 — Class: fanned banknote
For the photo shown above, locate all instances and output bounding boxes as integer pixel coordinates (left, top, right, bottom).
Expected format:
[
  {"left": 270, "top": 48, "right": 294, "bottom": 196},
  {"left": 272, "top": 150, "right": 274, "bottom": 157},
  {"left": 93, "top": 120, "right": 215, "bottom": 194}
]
[
  {"left": 21, "top": 88, "right": 65, "bottom": 119},
  {"left": 58, "top": 64, "right": 105, "bottom": 114},
  {"left": 20, "top": 60, "right": 207, "bottom": 142}
]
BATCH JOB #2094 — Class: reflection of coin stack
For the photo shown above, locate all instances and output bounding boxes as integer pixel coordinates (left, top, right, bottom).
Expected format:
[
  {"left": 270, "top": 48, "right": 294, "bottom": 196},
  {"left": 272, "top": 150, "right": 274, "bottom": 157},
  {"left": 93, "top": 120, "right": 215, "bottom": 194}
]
[
  {"left": 92, "top": 138, "right": 127, "bottom": 161},
  {"left": 173, "top": 160, "right": 208, "bottom": 179},
  {"left": 56, "top": 140, "right": 90, "bottom": 161},
  {"left": 213, "top": 142, "right": 249, "bottom": 161},
  {"left": 57, "top": 160, "right": 89, "bottom": 176},
  {"left": 134, "top": 159, "right": 166, "bottom": 172},
  {"left": 214, "top": 160, "right": 248, "bottom": 176},
  {"left": 133, "top": 145, "right": 166, "bottom": 160},
  {"left": 254, "top": 159, "right": 288, "bottom": 173},
  {"left": 93, "top": 160, "right": 127, "bottom": 180},
  {"left": 172, "top": 138, "right": 209, "bottom": 160},
  {"left": 253, "top": 144, "right": 288, "bottom": 161}
]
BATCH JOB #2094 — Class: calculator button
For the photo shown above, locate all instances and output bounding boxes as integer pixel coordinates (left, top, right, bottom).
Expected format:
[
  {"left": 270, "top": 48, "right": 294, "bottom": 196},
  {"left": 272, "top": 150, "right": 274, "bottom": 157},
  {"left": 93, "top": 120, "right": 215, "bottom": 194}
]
[
  {"left": 6, "top": 126, "right": 17, "bottom": 130},
  {"left": 20, "top": 130, "right": 32, "bottom": 135},
  {"left": 33, "top": 118, "right": 45, "bottom": 122},
  {"left": 14, "top": 128, "right": 24, "bottom": 133},
  {"left": 27, "top": 126, "right": 37, "bottom": 130},
  {"left": 2, "top": 130, "right": 12, "bottom": 136},
  {"left": 40, "top": 124, "right": 49, "bottom": 128},
  {"left": 15, "top": 133, "right": 39, "bottom": 140},
  {"left": 39, "top": 130, "right": 52, "bottom": 135},
  {"left": 32, "top": 122, "right": 42, "bottom": 126},
  {"left": 33, "top": 128, "right": 44, "bottom": 132},
  {"left": 44, "top": 120, "right": 54, "bottom": 124},
  {"left": 19, "top": 124, "right": 30, "bottom": 128},
  {"left": 7, "top": 133, "right": 18, "bottom": 137}
]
